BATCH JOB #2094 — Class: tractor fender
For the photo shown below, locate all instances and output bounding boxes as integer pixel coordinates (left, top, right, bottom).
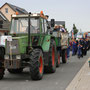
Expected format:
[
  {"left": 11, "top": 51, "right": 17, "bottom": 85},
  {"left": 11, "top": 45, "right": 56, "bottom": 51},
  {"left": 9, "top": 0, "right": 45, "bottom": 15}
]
[{"left": 42, "top": 36, "right": 55, "bottom": 52}]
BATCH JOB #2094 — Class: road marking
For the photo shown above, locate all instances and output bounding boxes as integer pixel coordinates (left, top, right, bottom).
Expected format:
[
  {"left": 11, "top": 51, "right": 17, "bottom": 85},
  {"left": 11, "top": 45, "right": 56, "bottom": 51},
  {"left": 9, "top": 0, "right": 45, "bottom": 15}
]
[{"left": 66, "top": 58, "right": 90, "bottom": 90}]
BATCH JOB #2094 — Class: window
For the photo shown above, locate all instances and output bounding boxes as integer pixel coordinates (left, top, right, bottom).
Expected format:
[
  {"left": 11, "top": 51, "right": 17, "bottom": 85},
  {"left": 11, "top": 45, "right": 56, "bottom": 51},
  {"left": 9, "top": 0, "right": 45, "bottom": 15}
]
[
  {"left": 10, "top": 17, "right": 40, "bottom": 34},
  {"left": 5, "top": 8, "right": 8, "bottom": 13},
  {"left": 0, "top": 21, "right": 3, "bottom": 28}
]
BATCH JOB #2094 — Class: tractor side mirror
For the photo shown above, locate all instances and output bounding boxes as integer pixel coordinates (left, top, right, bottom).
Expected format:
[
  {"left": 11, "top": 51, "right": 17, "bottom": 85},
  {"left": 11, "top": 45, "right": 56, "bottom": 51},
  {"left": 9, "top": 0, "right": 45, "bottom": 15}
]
[{"left": 51, "top": 19, "right": 55, "bottom": 27}]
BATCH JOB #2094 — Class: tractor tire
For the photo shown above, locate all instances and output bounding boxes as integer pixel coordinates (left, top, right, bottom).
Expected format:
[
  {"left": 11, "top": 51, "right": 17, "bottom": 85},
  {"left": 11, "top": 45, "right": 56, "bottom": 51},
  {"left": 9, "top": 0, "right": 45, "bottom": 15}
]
[
  {"left": 8, "top": 68, "right": 23, "bottom": 74},
  {"left": 0, "top": 48, "right": 5, "bottom": 80},
  {"left": 62, "top": 49, "right": 67, "bottom": 63},
  {"left": 56, "top": 51, "right": 60, "bottom": 67},
  {"left": 45, "top": 39, "right": 56, "bottom": 73},
  {"left": 30, "top": 49, "right": 44, "bottom": 80}
]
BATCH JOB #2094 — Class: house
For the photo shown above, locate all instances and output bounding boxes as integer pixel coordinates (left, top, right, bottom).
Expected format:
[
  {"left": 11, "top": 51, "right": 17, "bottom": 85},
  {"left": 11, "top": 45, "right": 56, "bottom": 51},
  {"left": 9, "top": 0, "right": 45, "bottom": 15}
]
[
  {"left": 0, "top": 2, "right": 28, "bottom": 21},
  {"left": 0, "top": 11, "right": 10, "bottom": 35},
  {"left": 0, "top": 2, "right": 28, "bottom": 35}
]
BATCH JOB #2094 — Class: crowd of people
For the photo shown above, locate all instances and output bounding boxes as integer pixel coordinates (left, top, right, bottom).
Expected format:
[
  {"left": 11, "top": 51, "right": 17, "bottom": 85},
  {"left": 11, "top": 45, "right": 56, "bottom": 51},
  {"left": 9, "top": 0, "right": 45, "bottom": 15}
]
[
  {"left": 53, "top": 25, "right": 90, "bottom": 59},
  {"left": 54, "top": 25, "right": 66, "bottom": 32},
  {"left": 67, "top": 38, "right": 90, "bottom": 59}
]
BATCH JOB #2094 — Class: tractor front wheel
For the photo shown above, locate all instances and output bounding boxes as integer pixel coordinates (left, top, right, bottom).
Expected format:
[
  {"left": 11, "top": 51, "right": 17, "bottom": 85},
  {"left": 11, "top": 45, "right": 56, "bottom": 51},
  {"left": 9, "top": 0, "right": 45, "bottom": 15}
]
[{"left": 30, "top": 49, "right": 44, "bottom": 80}]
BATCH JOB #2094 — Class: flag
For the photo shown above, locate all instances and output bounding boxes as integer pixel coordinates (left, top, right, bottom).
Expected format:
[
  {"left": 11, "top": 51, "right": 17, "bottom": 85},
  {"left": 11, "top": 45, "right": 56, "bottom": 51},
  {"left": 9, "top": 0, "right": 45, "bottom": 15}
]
[{"left": 71, "top": 29, "right": 74, "bottom": 39}]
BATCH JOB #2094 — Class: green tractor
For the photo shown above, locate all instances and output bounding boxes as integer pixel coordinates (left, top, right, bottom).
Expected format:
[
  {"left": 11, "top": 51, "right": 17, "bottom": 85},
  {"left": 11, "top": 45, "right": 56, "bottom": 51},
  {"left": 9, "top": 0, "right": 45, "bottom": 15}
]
[
  {"left": 0, "top": 12, "right": 59, "bottom": 80},
  {"left": 0, "top": 12, "right": 68, "bottom": 80}
]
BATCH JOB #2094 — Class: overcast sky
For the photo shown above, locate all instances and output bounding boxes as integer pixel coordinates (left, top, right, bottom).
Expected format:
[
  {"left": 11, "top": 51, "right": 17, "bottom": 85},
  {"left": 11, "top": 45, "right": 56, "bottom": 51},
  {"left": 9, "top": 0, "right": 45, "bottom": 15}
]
[{"left": 0, "top": 0, "right": 90, "bottom": 32}]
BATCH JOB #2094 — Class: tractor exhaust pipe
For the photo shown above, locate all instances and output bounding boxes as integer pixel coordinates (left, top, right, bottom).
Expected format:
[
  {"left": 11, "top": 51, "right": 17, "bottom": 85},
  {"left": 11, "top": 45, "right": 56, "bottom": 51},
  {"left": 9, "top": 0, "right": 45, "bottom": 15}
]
[{"left": 28, "top": 12, "right": 31, "bottom": 47}]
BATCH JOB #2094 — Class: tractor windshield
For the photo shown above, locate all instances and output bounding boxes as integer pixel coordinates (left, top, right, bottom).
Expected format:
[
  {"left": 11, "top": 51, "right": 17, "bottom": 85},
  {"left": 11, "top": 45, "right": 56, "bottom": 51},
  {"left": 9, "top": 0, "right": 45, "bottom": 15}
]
[{"left": 10, "top": 17, "right": 40, "bottom": 34}]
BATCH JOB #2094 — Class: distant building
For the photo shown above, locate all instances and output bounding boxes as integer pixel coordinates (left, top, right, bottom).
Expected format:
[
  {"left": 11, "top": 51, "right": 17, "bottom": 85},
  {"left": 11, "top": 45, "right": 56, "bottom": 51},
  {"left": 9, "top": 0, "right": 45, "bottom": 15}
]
[
  {"left": 55, "top": 21, "right": 65, "bottom": 26},
  {"left": 49, "top": 21, "right": 65, "bottom": 28},
  {"left": 0, "top": 2, "right": 28, "bottom": 35},
  {"left": 0, "top": 2, "right": 28, "bottom": 21}
]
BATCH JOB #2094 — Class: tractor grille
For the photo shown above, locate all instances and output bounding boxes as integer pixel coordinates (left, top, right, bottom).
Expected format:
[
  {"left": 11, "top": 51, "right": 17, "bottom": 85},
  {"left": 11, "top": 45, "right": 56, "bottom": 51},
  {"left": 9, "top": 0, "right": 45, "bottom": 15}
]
[{"left": 6, "top": 40, "right": 20, "bottom": 55}]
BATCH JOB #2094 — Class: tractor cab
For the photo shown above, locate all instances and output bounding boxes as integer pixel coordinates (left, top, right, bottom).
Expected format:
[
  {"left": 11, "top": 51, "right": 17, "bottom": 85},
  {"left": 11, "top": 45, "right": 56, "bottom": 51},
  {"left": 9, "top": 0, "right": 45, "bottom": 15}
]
[
  {"left": 9, "top": 11, "right": 51, "bottom": 48},
  {"left": 10, "top": 12, "right": 49, "bottom": 35},
  {"left": 10, "top": 15, "right": 40, "bottom": 34}
]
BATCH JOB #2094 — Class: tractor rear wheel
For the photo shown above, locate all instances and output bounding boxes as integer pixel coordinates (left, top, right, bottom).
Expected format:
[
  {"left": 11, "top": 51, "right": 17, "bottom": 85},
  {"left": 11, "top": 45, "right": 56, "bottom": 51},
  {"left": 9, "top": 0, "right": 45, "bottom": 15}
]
[
  {"left": 45, "top": 39, "right": 56, "bottom": 73},
  {"left": 0, "top": 48, "right": 5, "bottom": 80},
  {"left": 30, "top": 49, "right": 44, "bottom": 80},
  {"left": 56, "top": 51, "right": 60, "bottom": 67},
  {"left": 62, "top": 49, "right": 67, "bottom": 63},
  {"left": 8, "top": 68, "right": 23, "bottom": 74}
]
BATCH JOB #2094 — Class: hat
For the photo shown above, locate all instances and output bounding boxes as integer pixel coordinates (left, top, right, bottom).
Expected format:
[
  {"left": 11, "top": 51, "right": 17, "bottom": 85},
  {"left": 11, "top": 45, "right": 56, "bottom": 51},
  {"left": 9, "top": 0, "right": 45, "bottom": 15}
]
[{"left": 60, "top": 25, "right": 63, "bottom": 27}]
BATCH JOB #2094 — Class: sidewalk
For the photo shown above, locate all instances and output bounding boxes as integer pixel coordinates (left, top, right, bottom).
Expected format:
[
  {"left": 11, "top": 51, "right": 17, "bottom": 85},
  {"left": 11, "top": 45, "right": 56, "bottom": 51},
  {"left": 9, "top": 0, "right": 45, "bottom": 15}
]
[{"left": 66, "top": 57, "right": 90, "bottom": 90}]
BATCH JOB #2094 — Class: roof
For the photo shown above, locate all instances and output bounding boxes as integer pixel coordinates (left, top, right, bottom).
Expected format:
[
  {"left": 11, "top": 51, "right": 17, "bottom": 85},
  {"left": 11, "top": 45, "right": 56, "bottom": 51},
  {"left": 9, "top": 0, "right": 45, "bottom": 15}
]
[
  {"left": 48, "top": 21, "right": 65, "bottom": 27},
  {"left": 0, "top": 2, "right": 28, "bottom": 14},
  {"left": 0, "top": 11, "right": 9, "bottom": 21},
  {"left": 55, "top": 21, "right": 65, "bottom": 25},
  {"left": 12, "top": 13, "right": 48, "bottom": 19}
]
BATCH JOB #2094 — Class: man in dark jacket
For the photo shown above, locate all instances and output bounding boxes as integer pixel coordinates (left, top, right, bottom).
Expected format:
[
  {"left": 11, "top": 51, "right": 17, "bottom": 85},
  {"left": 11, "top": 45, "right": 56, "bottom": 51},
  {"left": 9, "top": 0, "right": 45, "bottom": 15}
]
[
  {"left": 83, "top": 39, "right": 88, "bottom": 55},
  {"left": 79, "top": 38, "right": 84, "bottom": 57}
]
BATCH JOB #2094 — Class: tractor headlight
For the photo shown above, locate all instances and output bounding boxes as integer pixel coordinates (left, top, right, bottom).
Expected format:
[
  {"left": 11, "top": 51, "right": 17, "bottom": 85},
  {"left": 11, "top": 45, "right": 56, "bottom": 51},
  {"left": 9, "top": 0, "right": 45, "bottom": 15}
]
[
  {"left": 16, "top": 55, "right": 21, "bottom": 59},
  {"left": 4, "top": 55, "right": 9, "bottom": 59}
]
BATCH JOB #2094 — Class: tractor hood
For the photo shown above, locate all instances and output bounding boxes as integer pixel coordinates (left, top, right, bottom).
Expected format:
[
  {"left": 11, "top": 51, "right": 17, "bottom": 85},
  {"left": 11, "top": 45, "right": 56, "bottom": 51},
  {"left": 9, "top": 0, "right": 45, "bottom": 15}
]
[{"left": 5, "top": 36, "right": 28, "bottom": 55}]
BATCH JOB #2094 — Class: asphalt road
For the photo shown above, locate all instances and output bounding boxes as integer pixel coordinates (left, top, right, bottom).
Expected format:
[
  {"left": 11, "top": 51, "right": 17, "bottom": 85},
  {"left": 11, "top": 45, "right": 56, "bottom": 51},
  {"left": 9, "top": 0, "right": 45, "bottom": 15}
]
[{"left": 0, "top": 51, "right": 90, "bottom": 90}]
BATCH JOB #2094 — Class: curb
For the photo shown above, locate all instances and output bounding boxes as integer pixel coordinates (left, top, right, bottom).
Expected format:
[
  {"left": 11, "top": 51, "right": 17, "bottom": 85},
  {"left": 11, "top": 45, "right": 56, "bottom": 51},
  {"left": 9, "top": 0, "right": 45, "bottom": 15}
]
[{"left": 66, "top": 57, "right": 90, "bottom": 90}]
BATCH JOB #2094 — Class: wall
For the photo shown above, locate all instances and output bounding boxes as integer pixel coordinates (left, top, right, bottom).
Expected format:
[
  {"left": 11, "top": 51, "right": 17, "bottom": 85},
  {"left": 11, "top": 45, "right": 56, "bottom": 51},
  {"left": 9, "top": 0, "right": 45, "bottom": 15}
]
[{"left": 0, "top": 4, "right": 15, "bottom": 21}]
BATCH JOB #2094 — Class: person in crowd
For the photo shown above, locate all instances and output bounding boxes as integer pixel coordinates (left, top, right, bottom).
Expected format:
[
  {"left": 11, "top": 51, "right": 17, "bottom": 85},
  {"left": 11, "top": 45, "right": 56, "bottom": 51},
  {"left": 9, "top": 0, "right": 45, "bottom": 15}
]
[
  {"left": 75, "top": 39, "right": 78, "bottom": 54},
  {"left": 88, "top": 39, "right": 90, "bottom": 50},
  {"left": 86, "top": 39, "right": 89, "bottom": 51},
  {"left": 54, "top": 25, "right": 66, "bottom": 33},
  {"left": 59, "top": 25, "right": 66, "bottom": 32},
  {"left": 77, "top": 42, "right": 82, "bottom": 59},
  {"left": 89, "top": 39, "right": 90, "bottom": 50},
  {"left": 53, "top": 25, "right": 59, "bottom": 31},
  {"left": 83, "top": 39, "right": 88, "bottom": 55},
  {"left": 72, "top": 39, "right": 77, "bottom": 56},
  {"left": 79, "top": 38, "right": 84, "bottom": 57}
]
